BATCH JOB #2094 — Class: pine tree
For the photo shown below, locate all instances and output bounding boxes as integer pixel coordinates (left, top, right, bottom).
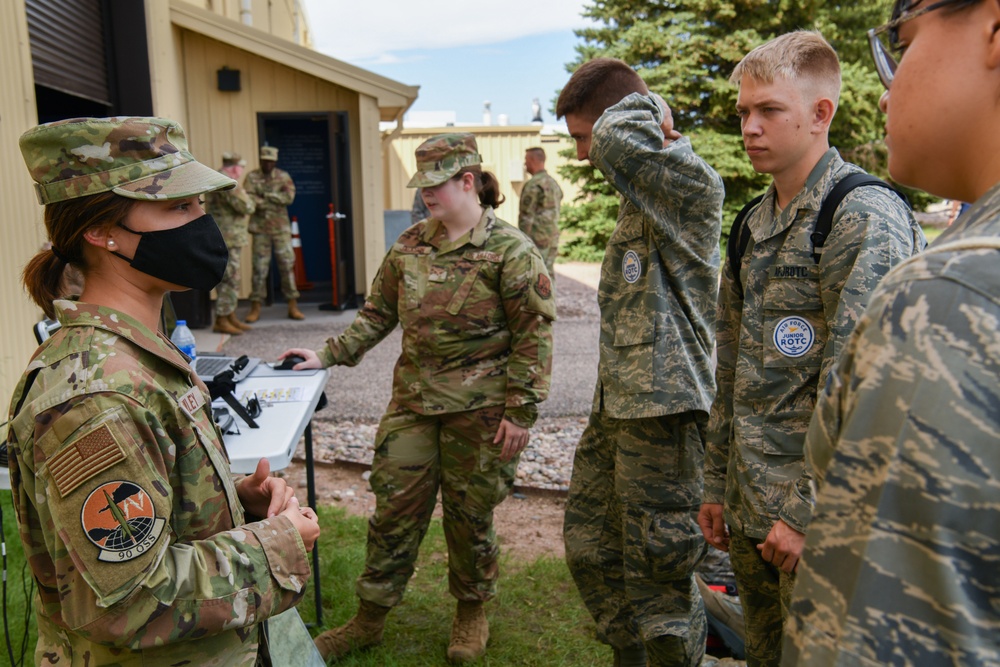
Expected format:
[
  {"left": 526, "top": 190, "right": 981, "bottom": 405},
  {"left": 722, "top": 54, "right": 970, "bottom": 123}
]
[{"left": 556, "top": 0, "right": 925, "bottom": 260}]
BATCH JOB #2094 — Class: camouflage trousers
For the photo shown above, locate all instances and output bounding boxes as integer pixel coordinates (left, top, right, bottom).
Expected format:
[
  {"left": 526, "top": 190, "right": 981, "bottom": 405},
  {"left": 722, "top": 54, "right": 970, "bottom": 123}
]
[
  {"left": 356, "top": 402, "right": 519, "bottom": 608},
  {"left": 214, "top": 244, "right": 243, "bottom": 317},
  {"left": 249, "top": 229, "right": 300, "bottom": 302},
  {"left": 564, "top": 411, "right": 708, "bottom": 667},
  {"left": 728, "top": 527, "right": 796, "bottom": 667}
]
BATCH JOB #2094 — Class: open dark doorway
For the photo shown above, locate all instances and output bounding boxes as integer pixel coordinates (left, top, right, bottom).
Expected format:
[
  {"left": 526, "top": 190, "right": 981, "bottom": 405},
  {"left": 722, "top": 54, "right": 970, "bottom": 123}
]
[{"left": 257, "top": 112, "right": 355, "bottom": 308}]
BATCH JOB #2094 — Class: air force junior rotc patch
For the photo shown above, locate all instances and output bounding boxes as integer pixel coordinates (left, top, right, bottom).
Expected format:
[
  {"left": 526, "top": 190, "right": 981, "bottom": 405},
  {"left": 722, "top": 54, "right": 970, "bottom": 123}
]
[
  {"left": 773, "top": 315, "right": 815, "bottom": 358},
  {"left": 622, "top": 250, "right": 641, "bottom": 283},
  {"left": 81, "top": 481, "right": 165, "bottom": 562}
]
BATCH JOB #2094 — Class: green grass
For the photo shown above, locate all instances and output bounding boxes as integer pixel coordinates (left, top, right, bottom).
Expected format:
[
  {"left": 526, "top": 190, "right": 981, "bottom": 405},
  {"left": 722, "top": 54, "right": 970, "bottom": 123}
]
[
  {"left": 2, "top": 490, "right": 38, "bottom": 666},
  {"left": 0, "top": 494, "right": 608, "bottom": 666}
]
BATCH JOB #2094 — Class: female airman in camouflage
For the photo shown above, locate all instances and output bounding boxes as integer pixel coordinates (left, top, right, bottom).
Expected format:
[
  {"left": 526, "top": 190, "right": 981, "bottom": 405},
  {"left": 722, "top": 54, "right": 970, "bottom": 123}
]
[
  {"left": 282, "top": 132, "right": 555, "bottom": 664},
  {"left": 6, "top": 117, "right": 320, "bottom": 666}
]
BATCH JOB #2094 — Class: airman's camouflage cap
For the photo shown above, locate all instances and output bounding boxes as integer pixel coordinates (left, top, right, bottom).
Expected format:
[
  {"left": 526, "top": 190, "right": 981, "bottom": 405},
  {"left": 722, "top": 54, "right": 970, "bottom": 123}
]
[
  {"left": 222, "top": 151, "right": 246, "bottom": 167},
  {"left": 260, "top": 146, "right": 279, "bottom": 161},
  {"left": 19, "top": 117, "right": 236, "bottom": 205},
  {"left": 407, "top": 133, "right": 482, "bottom": 188}
]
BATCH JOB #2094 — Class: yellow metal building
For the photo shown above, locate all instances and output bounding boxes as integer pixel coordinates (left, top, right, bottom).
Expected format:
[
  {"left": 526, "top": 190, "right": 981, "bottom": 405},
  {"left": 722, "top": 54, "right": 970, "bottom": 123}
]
[
  {"left": 384, "top": 126, "right": 577, "bottom": 226},
  {"left": 0, "top": 0, "right": 417, "bottom": 410}
]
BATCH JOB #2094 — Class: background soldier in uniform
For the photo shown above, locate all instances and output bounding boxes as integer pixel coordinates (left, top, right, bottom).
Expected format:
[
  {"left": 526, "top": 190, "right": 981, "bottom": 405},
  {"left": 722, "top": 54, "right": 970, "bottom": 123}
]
[
  {"left": 411, "top": 187, "right": 431, "bottom": 224},
  {"left": 7, "top": 116, "right": 319, "bottom": 665},
  {"left": 280, "top": 133, "right": 555, "bottom": 664},
  {"left": 244, "top": 145, "right": 304, "bottom": 322},
  {"left": 518, "top": 146, "right": 563, "bottom": 280},
  {"left": 784, "top": 1, "right": 1000, "bottom": 664},
  {"left": 206, "top": 151, "right": 256, "bottom": 335},
  {"left": 697, "top": 31, "right": 926, "bottom": 667},
  {"left": 558, "top": 58, "right": 724, "bottom": 667}
]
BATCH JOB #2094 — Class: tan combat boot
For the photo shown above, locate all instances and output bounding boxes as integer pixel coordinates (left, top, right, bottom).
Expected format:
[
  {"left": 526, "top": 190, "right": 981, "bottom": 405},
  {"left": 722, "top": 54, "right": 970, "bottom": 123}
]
[
  {"left": 447, "top": 600, "right": 489, "bottom": 663},
  {"left": 244, "top": 301, "right": 262, "bottom": 323},
  {"left": 212, "top": 315, "right": 242, "bottom": 335},
  {"left": 287, "top": 299, "right": 305, "bottom": 320},
  {"left": 314, "top": 600, "right": 390, "bottom": 661},
  {"left": 227, "top": 312, "right": 253, "bottom": 331}
]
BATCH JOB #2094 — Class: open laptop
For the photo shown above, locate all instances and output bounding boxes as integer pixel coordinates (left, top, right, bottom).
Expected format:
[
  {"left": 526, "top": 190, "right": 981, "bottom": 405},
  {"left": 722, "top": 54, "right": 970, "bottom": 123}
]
[{"left": 194, "top": 355, "right": 261, "bottom": 383}]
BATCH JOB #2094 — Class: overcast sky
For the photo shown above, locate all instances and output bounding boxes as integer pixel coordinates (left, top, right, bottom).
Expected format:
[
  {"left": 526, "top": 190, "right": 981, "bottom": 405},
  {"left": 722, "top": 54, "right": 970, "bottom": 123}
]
[{"left": 300, "top": 0, "right": 595, "bottom": 125}]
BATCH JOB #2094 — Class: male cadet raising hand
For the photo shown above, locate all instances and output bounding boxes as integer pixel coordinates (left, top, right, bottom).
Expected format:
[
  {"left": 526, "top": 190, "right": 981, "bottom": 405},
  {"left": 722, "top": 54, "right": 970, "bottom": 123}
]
[{"left": 558, "top": 58, "right": 724, "bottom": 667}]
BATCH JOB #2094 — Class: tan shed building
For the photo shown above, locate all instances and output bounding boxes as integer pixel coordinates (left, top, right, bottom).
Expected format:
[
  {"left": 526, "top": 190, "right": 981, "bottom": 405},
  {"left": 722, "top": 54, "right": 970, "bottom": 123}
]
[
  {"left": 0, "top": 0, "right": 417, "bottom": 410},
  {"left": 384, "top": 126, "right": 577, "bottom": 230}
]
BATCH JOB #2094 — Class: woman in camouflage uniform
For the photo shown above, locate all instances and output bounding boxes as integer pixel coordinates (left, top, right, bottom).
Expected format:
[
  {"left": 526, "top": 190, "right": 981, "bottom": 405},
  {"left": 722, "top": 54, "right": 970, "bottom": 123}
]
[
  {"left": 283, "top": 133, "right": 555, "bottom": 664},
  {"left": 6, "top": 117, "right": 320, "bottom": 666}
]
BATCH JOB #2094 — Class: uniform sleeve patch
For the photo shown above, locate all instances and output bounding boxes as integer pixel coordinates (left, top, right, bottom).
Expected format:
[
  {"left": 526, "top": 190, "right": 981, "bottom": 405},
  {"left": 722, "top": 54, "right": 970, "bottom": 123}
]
[
  {"left": 48, "top": 424, "right": 126, "bottom": 498},
  {"left": 534, "top": 273, "right": 552, "bottom": 299},
  {"left": 81, "top": 481, "right": 166, "bottom": 563}
]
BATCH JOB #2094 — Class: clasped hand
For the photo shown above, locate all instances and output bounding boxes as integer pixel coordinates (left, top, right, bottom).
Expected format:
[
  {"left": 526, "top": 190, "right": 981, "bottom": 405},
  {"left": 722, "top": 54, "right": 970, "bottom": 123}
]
[{"left": 237, "top": 458, "right": 320, "bottom": 551}]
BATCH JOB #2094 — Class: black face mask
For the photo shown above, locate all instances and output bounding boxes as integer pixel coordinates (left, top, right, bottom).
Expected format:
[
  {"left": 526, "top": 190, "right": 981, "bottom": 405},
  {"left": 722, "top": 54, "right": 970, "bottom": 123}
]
[{"left": 111, "top": 213, "right": 229, "bottom": 290}]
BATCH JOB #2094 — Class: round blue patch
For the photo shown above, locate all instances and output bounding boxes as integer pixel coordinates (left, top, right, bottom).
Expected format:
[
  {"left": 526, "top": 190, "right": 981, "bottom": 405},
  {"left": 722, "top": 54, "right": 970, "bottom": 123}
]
[
  {"left": 773, "top": 316, "right": 815, "bottom": 358},
  {"left": 622, "top": 250, "right": 642, "bottom": 284}
]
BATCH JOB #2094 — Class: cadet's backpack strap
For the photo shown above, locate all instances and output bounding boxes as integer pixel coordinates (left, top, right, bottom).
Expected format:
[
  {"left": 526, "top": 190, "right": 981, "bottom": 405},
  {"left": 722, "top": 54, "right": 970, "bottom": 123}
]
[
  {"left": 811, "top": 173, "right": 908, "bottom": 264},
  {"left": 726, "top": 194, "right": 765, "bottom": 299}
]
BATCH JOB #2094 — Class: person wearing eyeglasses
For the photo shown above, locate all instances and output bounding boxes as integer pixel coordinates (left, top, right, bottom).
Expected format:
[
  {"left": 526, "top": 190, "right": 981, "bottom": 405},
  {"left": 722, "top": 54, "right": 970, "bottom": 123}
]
[
  {"left": 697, "top": 30, "right": 928, "bottom": 667},
  {"left": 783, "top": 1, "right": 1000, "bottom": 664}
]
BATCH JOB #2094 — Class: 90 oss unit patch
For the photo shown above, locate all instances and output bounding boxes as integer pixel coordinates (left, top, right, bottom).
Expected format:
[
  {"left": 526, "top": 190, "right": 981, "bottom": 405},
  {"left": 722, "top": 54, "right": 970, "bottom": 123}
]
[{"left": 81, "top": 480, "right": 165, "bottom": 563}]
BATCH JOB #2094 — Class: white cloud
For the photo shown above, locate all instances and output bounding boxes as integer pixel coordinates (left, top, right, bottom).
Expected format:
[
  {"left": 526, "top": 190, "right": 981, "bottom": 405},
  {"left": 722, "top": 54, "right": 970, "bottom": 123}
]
[{"left": 301, "top": 0, "right": 593, "bottom": 62}]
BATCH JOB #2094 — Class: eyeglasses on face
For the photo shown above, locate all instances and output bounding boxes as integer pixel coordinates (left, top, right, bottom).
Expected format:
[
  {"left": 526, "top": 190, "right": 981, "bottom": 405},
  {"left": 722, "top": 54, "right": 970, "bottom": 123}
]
[{"left": 867, "top": 0, "right": 965, "bottom": 88}]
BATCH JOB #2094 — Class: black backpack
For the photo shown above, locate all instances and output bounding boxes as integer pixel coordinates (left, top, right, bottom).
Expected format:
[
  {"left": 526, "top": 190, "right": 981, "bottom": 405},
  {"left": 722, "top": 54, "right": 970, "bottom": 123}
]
[{"left": 726, "top": 173, "right": 908, "bottom": 298}]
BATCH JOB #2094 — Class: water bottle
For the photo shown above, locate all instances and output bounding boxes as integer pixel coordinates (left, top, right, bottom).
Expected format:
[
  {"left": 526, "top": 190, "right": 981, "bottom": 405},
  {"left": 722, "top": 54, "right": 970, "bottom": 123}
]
[{"left": 171, "top": 320, "right": 197, "bottom": 363}]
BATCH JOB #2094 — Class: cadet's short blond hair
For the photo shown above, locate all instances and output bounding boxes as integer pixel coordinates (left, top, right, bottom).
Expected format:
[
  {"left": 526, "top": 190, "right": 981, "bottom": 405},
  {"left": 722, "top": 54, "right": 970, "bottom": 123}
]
[{"left": 730, "top": 31, "right": 841, "bottom": 107}]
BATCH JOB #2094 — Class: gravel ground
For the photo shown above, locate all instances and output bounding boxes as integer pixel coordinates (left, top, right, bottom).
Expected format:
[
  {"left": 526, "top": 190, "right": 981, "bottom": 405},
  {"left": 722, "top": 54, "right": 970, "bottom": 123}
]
[{"left": 217, "top": 264, "right": 602, "bottom": 491}]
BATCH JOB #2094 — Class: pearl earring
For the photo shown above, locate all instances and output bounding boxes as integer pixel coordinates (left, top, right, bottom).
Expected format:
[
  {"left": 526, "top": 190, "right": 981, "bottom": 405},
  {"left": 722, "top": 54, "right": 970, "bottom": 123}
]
[{"left": 107, "top": 240, "right": 116, "bottom": 248}]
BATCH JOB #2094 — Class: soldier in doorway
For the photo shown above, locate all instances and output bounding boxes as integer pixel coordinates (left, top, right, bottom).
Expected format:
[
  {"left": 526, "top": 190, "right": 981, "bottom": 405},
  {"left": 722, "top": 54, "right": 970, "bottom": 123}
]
[
  {"left": 244, "top": 145, "right": 304, "bottom": 321},
  {"left": 205, "top": 151, "right": 255, "bottom": 335}
]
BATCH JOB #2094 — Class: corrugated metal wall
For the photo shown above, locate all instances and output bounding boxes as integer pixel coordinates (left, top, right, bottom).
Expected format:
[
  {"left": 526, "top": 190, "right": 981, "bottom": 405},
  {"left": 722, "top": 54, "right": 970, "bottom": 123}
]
[
  {"left": 178, "top": 29, "right": 371, "bottom": 292},
  {"left": 385, "top": 128, "right": 578, "bottom": 225},
  {"left": 0, "top": 0, "right": 45, "bottom": 411},
  {"left": 26, "top": 0, "right": 110, "bottom": 104}
]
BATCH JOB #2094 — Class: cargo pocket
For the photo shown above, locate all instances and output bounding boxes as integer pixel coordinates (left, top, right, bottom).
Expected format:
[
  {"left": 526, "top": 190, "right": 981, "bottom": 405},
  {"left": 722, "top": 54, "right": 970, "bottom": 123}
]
[
  {"left": 642, "top": 509, "right": 706, "bottom": 584},
  {"left": 762, "top": 410, "right": 810, "bottom": 512},
  {"left": 445, "top": 263, "right": 483, "bottom": 315},
  {"left": 763, "top": 272, "right": 826, "bottom": 369},
  {"left": 612, "top": 316, "right": 654, "bottom": 393}
]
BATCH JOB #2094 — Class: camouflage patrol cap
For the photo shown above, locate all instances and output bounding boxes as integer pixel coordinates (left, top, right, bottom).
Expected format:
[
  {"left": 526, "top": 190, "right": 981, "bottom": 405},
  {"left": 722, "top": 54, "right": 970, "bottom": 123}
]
[
  {"left": 19, "top": 116, "right": 236, "bottom": 205},
  {"left": 222, "top": 151, "right": 246, "bottom": 167},
  {"left": 407, "top": 133, "right": 482, "bottom": 188},
  {"left": 260, "top": 146, "right": 279, "bottom": 161}
]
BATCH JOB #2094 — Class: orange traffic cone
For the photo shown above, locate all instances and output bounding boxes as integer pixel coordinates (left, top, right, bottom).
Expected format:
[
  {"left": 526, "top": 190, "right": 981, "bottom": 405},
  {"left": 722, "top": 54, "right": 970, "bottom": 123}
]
[{"left": 291, "top": 216, "right": 314, "bottom": 290}]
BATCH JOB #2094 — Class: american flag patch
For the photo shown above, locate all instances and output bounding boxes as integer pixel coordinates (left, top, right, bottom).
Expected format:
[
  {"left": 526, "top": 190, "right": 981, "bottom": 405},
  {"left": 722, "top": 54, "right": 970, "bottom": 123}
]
[{"left": 48, "top": 424, "right": 126, "bottom": 498}]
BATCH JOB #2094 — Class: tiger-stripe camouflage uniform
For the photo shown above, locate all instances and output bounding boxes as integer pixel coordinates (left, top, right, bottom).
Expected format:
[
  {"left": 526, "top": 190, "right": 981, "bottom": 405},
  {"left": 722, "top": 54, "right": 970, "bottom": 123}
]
[
  {"left": 704, "top": 149, "right": 926, "bottom": 666},
  {"left": 782, "top": 182, "right": 1000, "bottom": 667},
  {"left": 518, "top": 169, "right": 563, "bottom": 278},
  {"left": 5, "top": 300, "right": 310, "bottom": 666},
  {"left": 206, "top": 162, "right": 255, "bottom": 317},
  {"left": 245, "top": 163, "right": 299, "bottom": 302},
  {"left": 563, "top": 92, "right": 723, "bottom": 667},
  {"left": 314, "top": 205, "right": 554, "bottom": 607}
]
